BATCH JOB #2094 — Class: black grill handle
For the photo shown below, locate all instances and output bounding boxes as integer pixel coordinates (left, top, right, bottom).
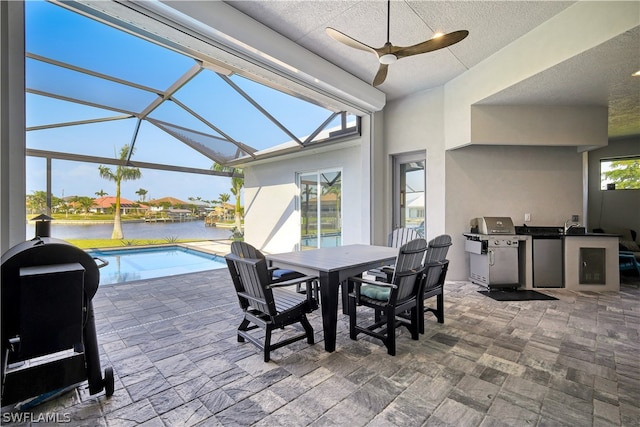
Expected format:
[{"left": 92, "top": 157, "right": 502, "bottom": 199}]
[{"left": 93, "top": 257, "right": 109, "bottom": 269}]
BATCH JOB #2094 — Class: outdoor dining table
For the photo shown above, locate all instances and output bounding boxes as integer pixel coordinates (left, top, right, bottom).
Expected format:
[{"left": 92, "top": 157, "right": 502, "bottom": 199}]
[{"left": 266, "top": 244, "right": 398, "bottom": 352}]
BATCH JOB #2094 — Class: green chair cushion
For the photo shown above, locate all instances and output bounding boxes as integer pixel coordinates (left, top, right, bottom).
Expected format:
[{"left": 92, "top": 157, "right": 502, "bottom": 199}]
[{"left": 360, "top": 284, "right": 390, "bottom": 301}]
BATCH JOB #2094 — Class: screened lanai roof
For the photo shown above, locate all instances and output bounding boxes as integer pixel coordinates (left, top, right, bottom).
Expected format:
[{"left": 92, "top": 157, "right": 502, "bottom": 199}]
[{"left": 25, "top": 1, "right": 359, "bottom": 174}]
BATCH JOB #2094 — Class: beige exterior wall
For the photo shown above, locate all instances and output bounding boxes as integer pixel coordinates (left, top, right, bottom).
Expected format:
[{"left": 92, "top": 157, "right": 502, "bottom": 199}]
[{"left": 243, "top": 118, "right": 372, "bottom": 254}]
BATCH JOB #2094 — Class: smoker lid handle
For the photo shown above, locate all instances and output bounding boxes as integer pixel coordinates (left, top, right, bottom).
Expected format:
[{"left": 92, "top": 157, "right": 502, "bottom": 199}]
[{"left": 93, "top": 257, "right": 109, "bottom": 269}]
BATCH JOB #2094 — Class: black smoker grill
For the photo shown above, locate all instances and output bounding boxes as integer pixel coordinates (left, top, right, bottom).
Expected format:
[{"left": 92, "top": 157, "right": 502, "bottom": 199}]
[{"left": 1, "top": 237, "right": 114, "bottom": 407}]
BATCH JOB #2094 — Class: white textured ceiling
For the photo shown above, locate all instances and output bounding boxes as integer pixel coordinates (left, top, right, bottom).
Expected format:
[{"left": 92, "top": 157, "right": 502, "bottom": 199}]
[{"left": 225, "top": 0, "right": 640, "bottom": 139}]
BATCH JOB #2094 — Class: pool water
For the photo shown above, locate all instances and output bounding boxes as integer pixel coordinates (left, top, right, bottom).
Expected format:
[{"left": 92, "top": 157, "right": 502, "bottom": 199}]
[{"left": 88, "top": 246, "right": 227, "bottom": 285}]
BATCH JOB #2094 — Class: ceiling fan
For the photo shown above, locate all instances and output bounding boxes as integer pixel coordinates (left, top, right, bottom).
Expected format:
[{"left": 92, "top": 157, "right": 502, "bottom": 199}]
[{"left": 326, "top": 0, "right": 469, "bottom": 87}]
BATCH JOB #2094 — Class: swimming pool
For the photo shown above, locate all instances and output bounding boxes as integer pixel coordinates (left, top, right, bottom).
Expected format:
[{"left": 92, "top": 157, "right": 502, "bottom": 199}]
[{"left": 88, "top": 246, "right": 227, "bottom": 285}]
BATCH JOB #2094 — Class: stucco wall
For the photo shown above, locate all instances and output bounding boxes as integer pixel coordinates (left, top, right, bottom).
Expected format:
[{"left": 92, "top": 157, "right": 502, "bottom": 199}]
[
  {"left": 446, "top": 145, "right": 584, "bottom": 281},
  {"left": 379, "top": 87, "right": 447, "bottom": 244},
  {"left": 444, "top": 1, "right": 639, "bottom": 150},
  {"left": 243, "top": 142, "right": 367, "bottom": 254},
  {"left": 380, "top": 88, "right": 586, "bottom": 281}
]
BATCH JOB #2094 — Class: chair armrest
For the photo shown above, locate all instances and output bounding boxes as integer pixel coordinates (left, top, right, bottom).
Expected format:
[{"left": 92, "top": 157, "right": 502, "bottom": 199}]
[
  {"left": 268, "top": 275, "right": 318, "bottom": 288},
  {"left": 268, "top": 276, "right": 319, "bottom": 306},
  {"left": 348, "top": 276, "right": 397, "bottom": 289}
]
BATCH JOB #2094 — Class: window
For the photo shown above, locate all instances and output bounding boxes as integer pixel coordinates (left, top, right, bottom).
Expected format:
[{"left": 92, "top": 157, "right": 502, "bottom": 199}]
[
  {"left": 600, "top": 156, "right": 640, "bottom": 190},
  {"left": 299, "top": 170, "right": 342, "bottom": 249}
]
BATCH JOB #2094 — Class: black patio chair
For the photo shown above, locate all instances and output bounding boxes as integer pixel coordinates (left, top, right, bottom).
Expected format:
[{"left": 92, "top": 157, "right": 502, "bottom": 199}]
[
  {"left": 225, "top": 242, "right": 318, "bottom": 362},
  {"left": 230, "top": 241, "right": 318, "bottom": 301},
  {"left": 416, "top": 259, "right": 449, "bottom": 333},
  {"left": 369, "top": 227, "right": 423, "bottom": 282},
  {"left": 419, "top": 234, "right": 452, "bottom": 331},
  {"left": 347, "top": 238, "right": 428, "bottom": 355}
]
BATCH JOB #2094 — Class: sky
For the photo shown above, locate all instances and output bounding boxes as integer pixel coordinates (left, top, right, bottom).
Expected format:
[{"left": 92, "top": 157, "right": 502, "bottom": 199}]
[{"left": 24, "top": 0, "right": 339, "bottom": 204}]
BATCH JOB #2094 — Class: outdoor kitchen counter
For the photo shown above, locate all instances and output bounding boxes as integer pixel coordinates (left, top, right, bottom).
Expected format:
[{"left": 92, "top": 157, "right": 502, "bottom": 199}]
[
  {"left": 563, "top": 234, "right": 619, "bottom": 292},
  {"left": 518, "top": 233, "right": 619, "bottom": 292}
]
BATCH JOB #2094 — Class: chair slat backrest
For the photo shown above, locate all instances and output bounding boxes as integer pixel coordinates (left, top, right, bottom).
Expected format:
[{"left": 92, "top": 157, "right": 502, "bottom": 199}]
[
  {"left": 226, "top": 242, "right": 276, "bottom": 316},
  {"left": 388, "top": 228, "right": 422, "bottom": 248},
  {"left": 391, "top": 238, "right": 428, "bottom": 303},
  {"left": 423, "top": 235, "right": 452, "bottom": 290},
  {"left": 231, "top": 240, "right": 266, "bottom": 261},
  {"left": 425, "top": 234, "right": 451, "bottom": 263}
]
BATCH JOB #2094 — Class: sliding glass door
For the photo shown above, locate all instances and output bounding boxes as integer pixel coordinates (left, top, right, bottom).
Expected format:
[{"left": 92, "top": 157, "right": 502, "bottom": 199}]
[{"left": 299, "top": 170, "right": 342, "bottom": 249}]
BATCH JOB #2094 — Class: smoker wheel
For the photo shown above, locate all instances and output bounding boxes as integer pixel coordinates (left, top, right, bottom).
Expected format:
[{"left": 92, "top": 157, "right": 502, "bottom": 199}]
[{"left": 104, "top": 367, "right": 114, "bottom": 397}]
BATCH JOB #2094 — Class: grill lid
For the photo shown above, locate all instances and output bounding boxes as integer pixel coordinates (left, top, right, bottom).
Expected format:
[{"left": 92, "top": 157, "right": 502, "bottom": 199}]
[{"left": 470, "top": 217, "right": 515, "bottom": 234}]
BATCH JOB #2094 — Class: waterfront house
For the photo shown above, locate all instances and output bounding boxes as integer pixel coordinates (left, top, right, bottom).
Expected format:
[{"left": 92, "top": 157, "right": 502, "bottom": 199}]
[{"left": 91, "top": 196, "right": 148, "bottom": 215}]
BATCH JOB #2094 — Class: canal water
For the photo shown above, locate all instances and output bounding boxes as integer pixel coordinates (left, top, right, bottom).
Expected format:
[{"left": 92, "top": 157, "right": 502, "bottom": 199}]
[{"left": 26, "top": 220, "right": 232, "bottom": 241}]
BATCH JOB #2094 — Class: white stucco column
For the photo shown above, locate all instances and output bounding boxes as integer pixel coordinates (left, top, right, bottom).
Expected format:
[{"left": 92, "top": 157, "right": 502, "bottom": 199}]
[{"left": 1, "top": 1, "right": 26, "bottom": 253}]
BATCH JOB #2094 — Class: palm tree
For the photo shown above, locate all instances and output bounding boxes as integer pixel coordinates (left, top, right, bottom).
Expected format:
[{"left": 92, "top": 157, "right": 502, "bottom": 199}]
[
  {"left": 95, "top": 189, "right": 108, "bottom": 197},
  {"left": 323, "top": 183, "right": 342, "bottom": 229},
  {"left": 72, "top": 196, "right": 96, "bottom": 216},
  {"left": 212, "top": 163, "right": 244, "bottom": 229},
  {"left": 217, "top": 193, "right": 230, "bottom": 220},
  {"left": 230, "top": 174, "right": 244, "bottom": 229},
  {"left": 301, "top": 185, "right": 316, "bottom": 236},
  {"left": 98, "top": 145, "right": 142, "bottom": 239},
  {"left": 135, "top": 188, "right": 148, "bottom": 202}
]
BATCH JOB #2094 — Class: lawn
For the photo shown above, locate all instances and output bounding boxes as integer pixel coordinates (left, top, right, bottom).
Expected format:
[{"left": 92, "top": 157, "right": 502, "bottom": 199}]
[{"left": 68, "top": 238, "right": 209, "bottom": 249}]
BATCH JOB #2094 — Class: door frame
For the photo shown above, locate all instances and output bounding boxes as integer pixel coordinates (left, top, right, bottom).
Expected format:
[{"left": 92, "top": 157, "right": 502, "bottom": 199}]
[{"left": 392, "top": 151, "right": 426, "bottom": 232}]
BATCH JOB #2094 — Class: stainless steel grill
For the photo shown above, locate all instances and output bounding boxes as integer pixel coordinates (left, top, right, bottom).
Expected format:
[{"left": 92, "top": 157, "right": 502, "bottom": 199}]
[{"left": 464, "top": 217, "right": 523, "bottom": 289}]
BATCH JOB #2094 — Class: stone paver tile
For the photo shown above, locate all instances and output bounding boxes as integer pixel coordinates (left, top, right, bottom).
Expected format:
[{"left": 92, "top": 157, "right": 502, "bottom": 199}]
[
  {"left": 427, "top": 397, "right": 483, "bottom": 426},
  {"left": 159, "top": 399, "right": 212, "bottom": 427},
  {"left": 104, "top": 399, "right": 158, "bottom": 426},
  {"left": 540, "top": 389, "right": 593, "bottom": 426},
  {"left": 594, "top": 398, "right": 621, "bottom": 425}
]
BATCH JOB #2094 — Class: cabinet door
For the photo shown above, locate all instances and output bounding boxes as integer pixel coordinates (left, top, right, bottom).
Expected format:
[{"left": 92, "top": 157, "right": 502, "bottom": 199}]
[
  {"left": 488, "top": 248, "right": 519, "bottom": 284},
  {"left": 579, "top": 248, "right": 606, "bottom": 284}
]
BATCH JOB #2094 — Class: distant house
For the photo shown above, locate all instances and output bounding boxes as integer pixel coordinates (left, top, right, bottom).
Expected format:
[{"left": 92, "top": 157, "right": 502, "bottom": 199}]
[
  {"left": 207, "top": 203, "right": 235, "bottom": 220},
  {"left": 406, "top": 193, "right": 425, "bottom": 220},
  {"left": 147, "top": 196, "right": 190, "bottom": 212},
  {"left": 147, "top": 196, "right": 212, "bottom": 217},
  {"left": 304, "top": 192, "right": 340, "bottom": 216},
  {"left": 91, "top": 196, "right": 148, "bottom": 214}
]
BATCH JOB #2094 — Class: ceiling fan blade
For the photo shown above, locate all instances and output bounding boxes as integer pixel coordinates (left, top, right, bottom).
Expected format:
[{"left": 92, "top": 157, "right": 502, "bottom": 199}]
[
  {"left": 395, "top": 30, "right": 469, "bottom": 59},
  {"left": 326, "top": 27, "right": 376, "bottom": 54},
  {"left": 372, "top": 63, "right": 389, "bottom": 87}
]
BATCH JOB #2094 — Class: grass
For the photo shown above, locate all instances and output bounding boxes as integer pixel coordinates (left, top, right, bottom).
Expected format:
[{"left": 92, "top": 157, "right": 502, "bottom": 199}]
[
  {"left": 38, "top": 213, "right": 145, "bottom": 221},
  {"left": 69, "top": 238, "right": 209, "bottom": 249}
]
